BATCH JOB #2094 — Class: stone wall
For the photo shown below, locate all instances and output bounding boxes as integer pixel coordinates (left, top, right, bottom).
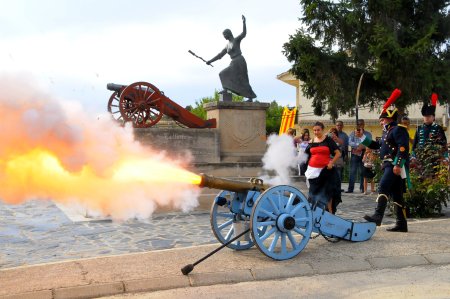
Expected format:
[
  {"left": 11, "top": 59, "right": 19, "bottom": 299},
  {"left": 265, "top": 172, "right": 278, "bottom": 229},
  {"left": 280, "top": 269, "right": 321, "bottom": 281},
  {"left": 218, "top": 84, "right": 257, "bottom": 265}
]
[{"left": 133, "top": 128, "right": 220, "bottom": 163}]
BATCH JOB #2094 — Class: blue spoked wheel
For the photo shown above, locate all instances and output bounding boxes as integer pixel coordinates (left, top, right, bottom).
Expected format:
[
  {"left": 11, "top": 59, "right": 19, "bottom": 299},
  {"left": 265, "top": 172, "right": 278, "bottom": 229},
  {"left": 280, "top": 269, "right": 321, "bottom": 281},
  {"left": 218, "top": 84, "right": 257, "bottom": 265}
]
[
  {"left": 210, "top": 190, "right": 254, "bottom": 250},
  {"left": 250, "top": 185, "right": 313, "bottom": 260}
]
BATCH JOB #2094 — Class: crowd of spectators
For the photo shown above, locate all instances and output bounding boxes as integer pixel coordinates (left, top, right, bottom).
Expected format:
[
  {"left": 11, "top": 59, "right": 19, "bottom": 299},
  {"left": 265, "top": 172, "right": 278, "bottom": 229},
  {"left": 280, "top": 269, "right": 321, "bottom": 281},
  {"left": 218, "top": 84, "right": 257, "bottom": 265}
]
[{"left": 286, "top": 114, "right": 448, "bottom": 218}]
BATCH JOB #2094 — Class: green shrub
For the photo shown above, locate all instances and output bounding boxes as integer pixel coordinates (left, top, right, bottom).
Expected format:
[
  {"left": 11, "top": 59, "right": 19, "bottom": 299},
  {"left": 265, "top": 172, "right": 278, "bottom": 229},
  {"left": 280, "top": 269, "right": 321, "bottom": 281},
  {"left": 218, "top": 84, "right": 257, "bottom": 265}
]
[{"left": 405, "top": 143, "right": 449, "bottom": 217}]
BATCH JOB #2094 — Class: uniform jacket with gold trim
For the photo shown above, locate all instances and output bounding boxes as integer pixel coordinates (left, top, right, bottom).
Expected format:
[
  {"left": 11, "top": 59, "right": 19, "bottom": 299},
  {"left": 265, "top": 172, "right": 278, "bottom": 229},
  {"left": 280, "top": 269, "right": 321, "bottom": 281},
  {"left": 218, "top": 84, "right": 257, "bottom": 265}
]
[{"left": 361, "top": 121, "right": 409, "bottom": 167}]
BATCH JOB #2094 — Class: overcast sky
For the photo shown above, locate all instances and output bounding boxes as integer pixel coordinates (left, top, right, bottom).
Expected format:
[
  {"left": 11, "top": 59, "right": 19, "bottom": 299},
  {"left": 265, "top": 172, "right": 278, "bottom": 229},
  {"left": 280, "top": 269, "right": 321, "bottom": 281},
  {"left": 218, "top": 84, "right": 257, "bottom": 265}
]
[{"left": 0, "top": 0, "right": 303, "bottom": 114}]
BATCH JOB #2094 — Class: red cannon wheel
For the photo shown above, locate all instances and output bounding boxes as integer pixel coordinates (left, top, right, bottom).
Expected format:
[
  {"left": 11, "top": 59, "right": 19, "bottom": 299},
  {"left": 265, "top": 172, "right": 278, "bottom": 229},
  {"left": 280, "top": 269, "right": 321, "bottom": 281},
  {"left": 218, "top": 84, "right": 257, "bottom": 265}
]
[
  {"left": 119, "top": 81, "right": 164, "bottom": 128},
  {"left": 107, "top": 91, "right": 125, "bottom": 124}
]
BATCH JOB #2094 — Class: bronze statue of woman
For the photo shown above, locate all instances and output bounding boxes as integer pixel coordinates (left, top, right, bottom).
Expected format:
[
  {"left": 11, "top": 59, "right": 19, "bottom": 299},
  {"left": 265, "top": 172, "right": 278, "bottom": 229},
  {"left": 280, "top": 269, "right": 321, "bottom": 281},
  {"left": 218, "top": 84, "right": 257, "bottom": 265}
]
[{"left": 206, "top": 15, "right": 257, "bottom": 101}]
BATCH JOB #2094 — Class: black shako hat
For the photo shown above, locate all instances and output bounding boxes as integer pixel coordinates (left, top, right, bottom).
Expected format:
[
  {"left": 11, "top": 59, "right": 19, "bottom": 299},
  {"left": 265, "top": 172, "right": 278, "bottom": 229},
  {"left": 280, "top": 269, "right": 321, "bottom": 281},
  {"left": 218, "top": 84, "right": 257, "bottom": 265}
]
[{"left": 421, "top": 93, "right": 438, "bottom": 116}]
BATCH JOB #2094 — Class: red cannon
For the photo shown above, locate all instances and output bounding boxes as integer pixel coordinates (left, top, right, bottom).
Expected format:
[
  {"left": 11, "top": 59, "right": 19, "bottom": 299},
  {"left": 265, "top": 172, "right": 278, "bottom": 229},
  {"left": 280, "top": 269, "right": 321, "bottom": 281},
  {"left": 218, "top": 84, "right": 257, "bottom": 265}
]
[{"left": 107, "top": 81, "right": 216, "bottom": 128}]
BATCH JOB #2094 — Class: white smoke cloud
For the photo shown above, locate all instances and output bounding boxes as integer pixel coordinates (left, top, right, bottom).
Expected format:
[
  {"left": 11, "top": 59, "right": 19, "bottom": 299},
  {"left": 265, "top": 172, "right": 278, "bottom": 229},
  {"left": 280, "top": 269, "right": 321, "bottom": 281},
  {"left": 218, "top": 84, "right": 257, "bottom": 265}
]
[{"left": 260, "top": 133, "right": 298, "bottom": 185}]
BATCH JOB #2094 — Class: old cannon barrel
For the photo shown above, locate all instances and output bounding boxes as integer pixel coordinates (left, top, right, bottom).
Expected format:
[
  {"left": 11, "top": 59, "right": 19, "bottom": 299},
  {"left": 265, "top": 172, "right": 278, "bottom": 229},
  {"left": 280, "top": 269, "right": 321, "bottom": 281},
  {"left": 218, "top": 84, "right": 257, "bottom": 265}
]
[
  {"left": 198, "top": 173, "right": 269, "bottom": 193},
  {"left": 107, "top": 83, "right": 127, "bottom": 92}
]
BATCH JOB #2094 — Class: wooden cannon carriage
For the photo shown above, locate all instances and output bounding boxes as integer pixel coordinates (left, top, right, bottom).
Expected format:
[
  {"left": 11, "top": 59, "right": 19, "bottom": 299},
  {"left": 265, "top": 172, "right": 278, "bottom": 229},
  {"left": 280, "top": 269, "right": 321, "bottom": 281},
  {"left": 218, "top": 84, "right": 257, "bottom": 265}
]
[{"left": 107, "top": 81, "right": 216, "bottom": 128}]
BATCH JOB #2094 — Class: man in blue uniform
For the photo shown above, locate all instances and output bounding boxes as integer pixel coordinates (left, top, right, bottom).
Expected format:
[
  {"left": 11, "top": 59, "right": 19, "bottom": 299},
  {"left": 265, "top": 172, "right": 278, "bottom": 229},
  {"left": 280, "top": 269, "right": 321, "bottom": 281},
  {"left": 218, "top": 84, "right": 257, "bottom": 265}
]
[{"left": 356, "top": 89, "right": 410, "bottom": 232}]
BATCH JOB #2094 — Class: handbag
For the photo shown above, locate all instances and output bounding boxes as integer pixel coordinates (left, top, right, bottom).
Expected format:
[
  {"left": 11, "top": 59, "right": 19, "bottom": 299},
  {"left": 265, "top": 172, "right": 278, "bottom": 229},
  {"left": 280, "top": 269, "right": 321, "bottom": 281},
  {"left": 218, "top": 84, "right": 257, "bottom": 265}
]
[{"left": 334, "top": 156, "right": 344, "bottom": 168}]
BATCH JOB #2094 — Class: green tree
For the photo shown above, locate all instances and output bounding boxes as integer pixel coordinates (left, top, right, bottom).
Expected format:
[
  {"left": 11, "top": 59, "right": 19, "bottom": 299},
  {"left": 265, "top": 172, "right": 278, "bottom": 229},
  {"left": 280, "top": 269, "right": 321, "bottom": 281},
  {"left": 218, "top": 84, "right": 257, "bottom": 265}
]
[
  {"left": 283, "top": 0, "right": 450, "bottom": 120},
  {"left": 266, "top": 100, "right": 285, "bottom": 135}
]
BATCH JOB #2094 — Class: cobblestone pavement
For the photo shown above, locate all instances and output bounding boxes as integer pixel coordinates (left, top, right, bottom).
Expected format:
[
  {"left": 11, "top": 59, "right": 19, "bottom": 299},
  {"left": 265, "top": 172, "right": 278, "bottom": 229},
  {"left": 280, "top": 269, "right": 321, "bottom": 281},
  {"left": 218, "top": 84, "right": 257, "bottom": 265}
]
[{"left": 0, "top": 182, "right": 448, "bottom": 269}]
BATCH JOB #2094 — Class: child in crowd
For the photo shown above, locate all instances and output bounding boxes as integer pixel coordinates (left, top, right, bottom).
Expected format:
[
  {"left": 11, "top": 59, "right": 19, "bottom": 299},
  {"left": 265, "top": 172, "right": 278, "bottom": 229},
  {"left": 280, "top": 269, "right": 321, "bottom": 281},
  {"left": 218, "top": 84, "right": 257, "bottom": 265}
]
[
  {"left": 297, "top": 131, "right": 310, "bottom": 176},
  {"left": 362, "top": 148, "right": 376, "bottom": 194}
]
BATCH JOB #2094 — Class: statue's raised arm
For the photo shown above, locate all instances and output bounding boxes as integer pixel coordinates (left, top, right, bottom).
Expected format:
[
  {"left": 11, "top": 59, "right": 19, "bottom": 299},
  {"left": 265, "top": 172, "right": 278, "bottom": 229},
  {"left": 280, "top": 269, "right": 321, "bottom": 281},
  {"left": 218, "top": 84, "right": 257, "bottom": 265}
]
[{"left": 240, "top": 15, "right": 247, "bottom": 39}]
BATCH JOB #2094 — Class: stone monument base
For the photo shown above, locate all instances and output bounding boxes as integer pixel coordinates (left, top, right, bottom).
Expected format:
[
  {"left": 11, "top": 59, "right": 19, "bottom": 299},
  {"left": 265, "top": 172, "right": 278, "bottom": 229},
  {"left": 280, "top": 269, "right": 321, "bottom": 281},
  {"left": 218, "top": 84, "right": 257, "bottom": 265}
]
[{"left": 204, "top": 101, "right": 269, "bottom": 162}]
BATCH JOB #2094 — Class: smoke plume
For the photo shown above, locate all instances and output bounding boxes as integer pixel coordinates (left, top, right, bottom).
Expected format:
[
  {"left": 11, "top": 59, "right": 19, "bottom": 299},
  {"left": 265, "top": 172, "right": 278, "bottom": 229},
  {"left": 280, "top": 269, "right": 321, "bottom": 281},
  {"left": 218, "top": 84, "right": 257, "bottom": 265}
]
[{"left": 260, "top": 133, "right": 298, "bottom": 185}]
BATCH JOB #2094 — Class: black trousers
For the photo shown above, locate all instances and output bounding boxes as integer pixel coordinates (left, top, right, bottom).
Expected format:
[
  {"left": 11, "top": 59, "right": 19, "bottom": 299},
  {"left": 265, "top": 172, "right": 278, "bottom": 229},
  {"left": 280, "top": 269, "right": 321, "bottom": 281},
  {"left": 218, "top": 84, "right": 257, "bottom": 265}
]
[{"left": 378, "top": 164, "right": 405, "bottom": 206}]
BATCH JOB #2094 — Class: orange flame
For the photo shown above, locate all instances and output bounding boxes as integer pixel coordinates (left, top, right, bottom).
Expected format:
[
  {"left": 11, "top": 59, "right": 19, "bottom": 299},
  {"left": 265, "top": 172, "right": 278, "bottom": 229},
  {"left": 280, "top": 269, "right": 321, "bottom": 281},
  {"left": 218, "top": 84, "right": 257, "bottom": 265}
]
[
  {"left": 0, "top": 148, "right": 201, "bottom": 202},
  {"left": 0, "top": 75, "right": 202, "bottom": 220}
]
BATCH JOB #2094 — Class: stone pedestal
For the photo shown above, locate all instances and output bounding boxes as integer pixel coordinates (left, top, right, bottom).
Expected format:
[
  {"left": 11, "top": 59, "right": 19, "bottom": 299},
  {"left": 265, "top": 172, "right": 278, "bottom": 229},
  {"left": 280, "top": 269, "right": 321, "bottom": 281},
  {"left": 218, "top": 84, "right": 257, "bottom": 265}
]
[{"left": 204, "top": 101, "right": 270, "bottom": 162}]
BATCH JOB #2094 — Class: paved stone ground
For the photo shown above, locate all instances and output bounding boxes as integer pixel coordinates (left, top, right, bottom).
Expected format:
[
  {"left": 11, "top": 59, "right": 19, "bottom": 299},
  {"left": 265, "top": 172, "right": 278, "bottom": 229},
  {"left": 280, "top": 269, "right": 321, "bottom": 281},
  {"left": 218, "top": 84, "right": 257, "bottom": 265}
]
[{"left": 0, "top": 182, "right": 447, "bottom": 269}]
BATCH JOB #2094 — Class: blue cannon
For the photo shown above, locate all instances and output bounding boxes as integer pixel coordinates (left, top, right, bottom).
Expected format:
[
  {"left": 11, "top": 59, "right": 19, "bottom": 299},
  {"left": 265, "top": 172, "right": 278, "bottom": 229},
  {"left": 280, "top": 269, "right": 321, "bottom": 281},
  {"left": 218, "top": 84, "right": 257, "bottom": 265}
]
[{"left": 200, "top": 173, "right": 376, "bottom": 260}]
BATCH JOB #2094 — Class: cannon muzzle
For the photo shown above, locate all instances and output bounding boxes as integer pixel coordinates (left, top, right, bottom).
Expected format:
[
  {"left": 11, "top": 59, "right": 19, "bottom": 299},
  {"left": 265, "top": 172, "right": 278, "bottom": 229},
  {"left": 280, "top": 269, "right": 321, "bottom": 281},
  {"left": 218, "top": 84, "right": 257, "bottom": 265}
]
[
  {"left": 107, "top": 83, "right": 127, "bottom": 92},
  {"left": 198, "top": 173, "right": 269, "bottom": 193}
]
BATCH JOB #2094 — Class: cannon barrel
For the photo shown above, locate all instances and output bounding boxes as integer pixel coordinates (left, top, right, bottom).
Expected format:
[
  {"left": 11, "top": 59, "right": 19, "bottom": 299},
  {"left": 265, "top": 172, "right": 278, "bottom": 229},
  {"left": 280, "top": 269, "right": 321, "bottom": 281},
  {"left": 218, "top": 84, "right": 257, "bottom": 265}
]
[
  {"left": 107, "top": 83, "right": 127, "bottom": 92},
  {"left": 198, "top": 173, "right": 269, "bottom": 193}
]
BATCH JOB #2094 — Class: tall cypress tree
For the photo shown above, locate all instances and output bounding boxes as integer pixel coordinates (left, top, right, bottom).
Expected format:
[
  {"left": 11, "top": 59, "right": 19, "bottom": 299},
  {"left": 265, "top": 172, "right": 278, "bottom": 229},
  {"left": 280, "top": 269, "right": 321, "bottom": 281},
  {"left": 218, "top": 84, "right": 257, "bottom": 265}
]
[{"left": 283, "top": 0, "right": 450, "bottom": 119}]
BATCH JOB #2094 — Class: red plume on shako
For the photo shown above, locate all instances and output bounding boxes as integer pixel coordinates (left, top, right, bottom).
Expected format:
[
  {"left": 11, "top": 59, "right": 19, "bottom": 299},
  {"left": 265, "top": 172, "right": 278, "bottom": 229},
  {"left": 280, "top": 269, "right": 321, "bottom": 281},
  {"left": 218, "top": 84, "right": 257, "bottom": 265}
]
[
  {"left": 421, "top": 93, "right": 439, "bottom": 116},
  {"left": 379, "top": 88, "right": 402, "bottom": 119}
]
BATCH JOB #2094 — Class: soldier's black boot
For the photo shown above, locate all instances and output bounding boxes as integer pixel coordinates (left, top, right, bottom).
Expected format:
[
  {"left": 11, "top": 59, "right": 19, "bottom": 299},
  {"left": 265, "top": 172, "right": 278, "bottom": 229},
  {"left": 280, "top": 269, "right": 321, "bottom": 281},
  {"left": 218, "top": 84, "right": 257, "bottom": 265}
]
[
  {"left": 364, "top": 194, "right": 388, "bottom": 226},
  {"left": 386, "top": 205, "right": 408, "bottom": 232}
]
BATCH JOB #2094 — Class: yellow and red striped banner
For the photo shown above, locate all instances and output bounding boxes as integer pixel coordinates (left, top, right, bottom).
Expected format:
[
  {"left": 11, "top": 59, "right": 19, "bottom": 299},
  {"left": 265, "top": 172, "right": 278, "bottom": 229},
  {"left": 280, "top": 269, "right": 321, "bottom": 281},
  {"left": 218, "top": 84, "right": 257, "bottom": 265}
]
[{"left": 279, "top": 107, "right": 297, "bottom": 135}]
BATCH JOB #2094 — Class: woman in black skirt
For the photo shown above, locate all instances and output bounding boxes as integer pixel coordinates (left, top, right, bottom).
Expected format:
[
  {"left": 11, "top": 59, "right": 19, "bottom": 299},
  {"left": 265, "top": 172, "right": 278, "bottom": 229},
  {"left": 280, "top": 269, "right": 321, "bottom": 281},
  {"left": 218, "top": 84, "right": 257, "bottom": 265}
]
[{"left": 304, "top": 122, "right": 342, "bottom": 214}]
